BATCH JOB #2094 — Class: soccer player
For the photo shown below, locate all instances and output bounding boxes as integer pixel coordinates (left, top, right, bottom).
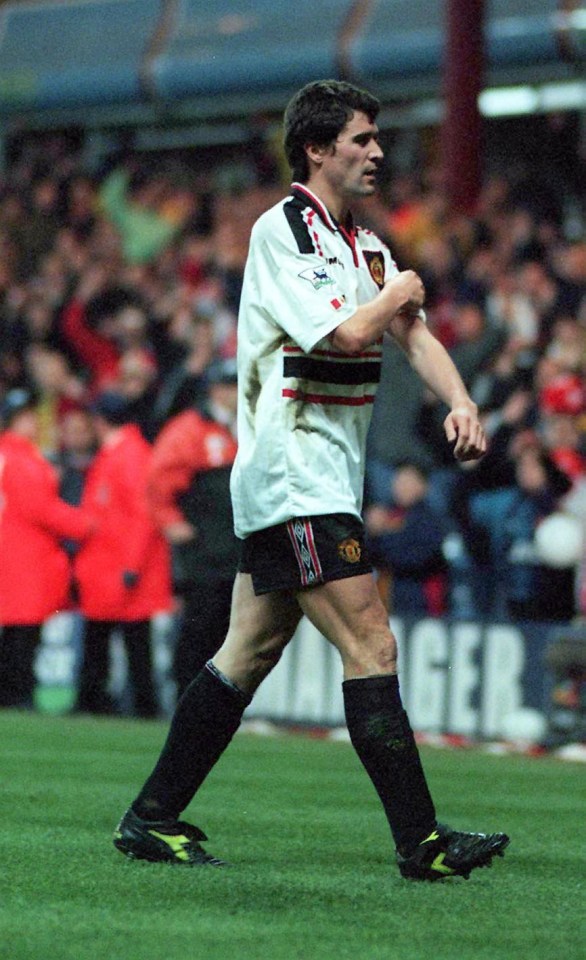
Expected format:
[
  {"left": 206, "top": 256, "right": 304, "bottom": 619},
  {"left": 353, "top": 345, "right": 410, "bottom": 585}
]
[{"left": 114, "top": 80, "right": 509, "bottom": 880}]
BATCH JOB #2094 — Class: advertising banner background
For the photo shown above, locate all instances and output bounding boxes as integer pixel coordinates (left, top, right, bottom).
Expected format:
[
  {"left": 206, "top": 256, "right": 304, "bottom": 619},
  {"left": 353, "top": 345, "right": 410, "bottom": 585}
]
[{"left": 33, "top": 613, "right": 554, "bottom": 739}]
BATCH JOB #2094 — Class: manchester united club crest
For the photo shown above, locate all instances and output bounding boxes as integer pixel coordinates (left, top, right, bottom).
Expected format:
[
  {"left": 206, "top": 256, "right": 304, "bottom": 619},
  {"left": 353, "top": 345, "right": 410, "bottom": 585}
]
[
  {"left": 337, "top": 538, "right": 362, "bottom": 563},
  {"left": 363, "top": 251, "right": 385, "bottom": 290}
]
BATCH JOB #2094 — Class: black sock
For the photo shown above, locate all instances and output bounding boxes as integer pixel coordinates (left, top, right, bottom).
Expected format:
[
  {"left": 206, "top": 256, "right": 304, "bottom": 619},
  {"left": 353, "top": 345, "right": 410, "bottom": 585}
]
[
  {"left": 343, "top": 674, "right": 436, "bottom": 856},
  {"left": 132, "top": 661, "right": 251, "bottom": 821}
]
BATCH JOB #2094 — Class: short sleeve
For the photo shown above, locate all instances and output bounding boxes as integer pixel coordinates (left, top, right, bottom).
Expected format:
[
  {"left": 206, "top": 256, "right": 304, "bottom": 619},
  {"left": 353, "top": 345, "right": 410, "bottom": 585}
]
[{"left": 254, "top": 222, "right": 355, "bottom": 354}]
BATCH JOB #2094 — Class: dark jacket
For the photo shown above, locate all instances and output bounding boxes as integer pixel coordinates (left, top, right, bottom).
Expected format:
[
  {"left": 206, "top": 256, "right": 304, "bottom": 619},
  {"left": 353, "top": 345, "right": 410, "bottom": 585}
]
[{"left": 147, "top": 407, "right": 239, "bottom": 586}]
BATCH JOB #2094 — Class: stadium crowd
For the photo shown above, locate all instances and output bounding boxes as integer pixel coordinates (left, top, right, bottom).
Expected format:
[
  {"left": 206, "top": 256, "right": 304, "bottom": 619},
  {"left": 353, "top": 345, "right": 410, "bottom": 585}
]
[{"left": 0, "top": 125, "right": 585, "bottom": 714}]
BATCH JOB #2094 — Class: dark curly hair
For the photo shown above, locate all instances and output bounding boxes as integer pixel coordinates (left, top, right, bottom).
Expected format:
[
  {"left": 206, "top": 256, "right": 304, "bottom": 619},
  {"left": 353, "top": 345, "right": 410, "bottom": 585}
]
[{"left": 283, "top": 79, "right": 380, "bottom": 183}]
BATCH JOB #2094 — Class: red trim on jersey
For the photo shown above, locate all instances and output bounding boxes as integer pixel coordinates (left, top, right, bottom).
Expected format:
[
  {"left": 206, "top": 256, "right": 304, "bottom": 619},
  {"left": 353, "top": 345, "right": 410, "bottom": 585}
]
[
  {"left": 339, "top": 223, "right": 359, "bottom": 267},
  {"left": 305, "top": 208, "right": 324, "bottom": 258},
  {"left": 292, "top": 183, "right": 337, "bottom": 232},
  {"left": 282, "top": 389, "right": 376, "bottom": 405}
]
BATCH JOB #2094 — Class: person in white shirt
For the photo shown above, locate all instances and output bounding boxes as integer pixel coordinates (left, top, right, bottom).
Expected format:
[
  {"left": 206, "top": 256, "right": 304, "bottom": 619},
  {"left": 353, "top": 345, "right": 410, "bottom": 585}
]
[{"left": 114, "top": 80, "right": 509, "bottom": 881}]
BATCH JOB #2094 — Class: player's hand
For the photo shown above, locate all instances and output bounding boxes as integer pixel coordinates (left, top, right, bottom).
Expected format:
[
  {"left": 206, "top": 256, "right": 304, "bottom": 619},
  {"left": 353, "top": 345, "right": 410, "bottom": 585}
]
[
  {"left": 444, "top": 401, "right": 487, "bottom": 462},
  {"left": 385, "top": 270, "right": 426, "bottom": 315}
]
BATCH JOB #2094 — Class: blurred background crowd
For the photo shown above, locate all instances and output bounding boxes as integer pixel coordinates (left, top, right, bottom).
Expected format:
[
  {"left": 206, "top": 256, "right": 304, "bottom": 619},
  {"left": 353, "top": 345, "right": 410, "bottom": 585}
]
[{"left": 0, "top": 114, "right": 585, "bottom": 717}]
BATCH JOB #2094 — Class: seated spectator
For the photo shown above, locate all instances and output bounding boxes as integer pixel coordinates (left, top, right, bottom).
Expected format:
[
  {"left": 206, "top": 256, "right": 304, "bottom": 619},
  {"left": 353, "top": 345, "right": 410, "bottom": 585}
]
[
  {"left": 466, "top": 443, "right": 573, "bottom": 621},
  {"left": 365, "top": 462, "right": 447, "bottom": 616}
]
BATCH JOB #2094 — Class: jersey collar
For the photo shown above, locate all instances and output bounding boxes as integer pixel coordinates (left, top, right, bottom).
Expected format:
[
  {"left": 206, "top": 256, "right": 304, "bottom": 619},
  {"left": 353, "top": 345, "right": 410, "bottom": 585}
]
[{"left": 291, "top": 182, "right": 358, "bottom": 262}]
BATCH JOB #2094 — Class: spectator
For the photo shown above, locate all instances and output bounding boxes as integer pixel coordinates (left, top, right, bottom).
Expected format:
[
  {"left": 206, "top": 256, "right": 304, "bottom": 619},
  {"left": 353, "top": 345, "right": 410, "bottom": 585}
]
[
  {"left": 541, "top": 412, "right": 585, "bottom": 485},
  {"left": 60, "top": 266, "right": 123, "bottom": 391},
  {"left": 150, "top": 309, "right": 216, "bottom": 428},
  {"left": 466, "top": 442, "right": 573, "bottom": 620},
  {"left": 365, "top": 462, "right": 447, "bottom": 616},
  {"left": 63, "top": 174, "right": 98, "bottom": 239},
  {"left": 417, "top": 301, "right": 507, "bottom": 467},
  {"left": 24, "top": 344, "right": 86, "bottom": 457},
  {"left": 366, "top": 336, "right": 434, "bottom": 499},
  {"left": 14, "top": 175, "right": 62, "bottom": 279},
  {"left": 73, "top": 392, "right": 172, "bottom": 716},
  {"left": 544, "top": 315, "right": 586, "bottom": 372},
  {"left": 0, "top": 389, "right": 94, "bottom": 708},
  {"left": 99, "top": 164, "right": 196, "bottom": 265},
  {"left": 147, "top": 359, "right": 239, "bottom": 696},
  {"left": 53, "top": 407, "right": 98, "bottom": 509},
  {"left": 116, "top": 348, "right": 160, "bottom": 442},
  {"left": 485, "top": 269, "right": 539, "bottom": 360}
]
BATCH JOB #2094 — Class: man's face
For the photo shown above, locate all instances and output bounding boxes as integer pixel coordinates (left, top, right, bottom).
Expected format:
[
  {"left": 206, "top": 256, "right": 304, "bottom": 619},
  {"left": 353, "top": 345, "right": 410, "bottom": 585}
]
[
  {"left": 210, "top": 382, "right": 238, "bottom": 417},
  {"left": 314, "top": 110, "right": 383, "bottom": 200},
  {"left": 11, "top": 409, "right": 39, "bottom": 443}
]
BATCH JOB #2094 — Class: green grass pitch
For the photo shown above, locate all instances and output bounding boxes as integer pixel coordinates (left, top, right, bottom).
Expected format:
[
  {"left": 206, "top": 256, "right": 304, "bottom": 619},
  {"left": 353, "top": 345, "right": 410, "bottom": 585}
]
[{"left": 1, "top": 710, "right": 583, "bottom": 960}]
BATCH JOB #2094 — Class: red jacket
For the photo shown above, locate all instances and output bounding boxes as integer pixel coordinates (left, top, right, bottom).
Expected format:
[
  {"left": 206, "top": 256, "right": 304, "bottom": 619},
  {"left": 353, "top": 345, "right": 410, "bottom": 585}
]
[
  {"left": 74, "top": 424, "right": 171, "bottom": 621},
  {"left": 0, "top": 431, "right": 93, "bottom": 625},
  {"left": 147, "top": 409, "right": 238, "bottom": 585},
  {"left": 148, "top": 409, "right": 237, "bottom": 530}
]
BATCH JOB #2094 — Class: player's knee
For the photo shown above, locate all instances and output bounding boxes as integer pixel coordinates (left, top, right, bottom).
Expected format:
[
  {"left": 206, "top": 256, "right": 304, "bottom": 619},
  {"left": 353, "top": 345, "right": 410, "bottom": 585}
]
[
  {"left": 343, "top": 628, "right": 398, "bottom": 676},
  {"left": 218, "top": 629, "right": 287, "bottom": 688},
  {"left": 376, "top": 635, "right": 398, "bottom": 672},
  {"left": 250, "top": 644, "right": 283, "bottom": 678}
]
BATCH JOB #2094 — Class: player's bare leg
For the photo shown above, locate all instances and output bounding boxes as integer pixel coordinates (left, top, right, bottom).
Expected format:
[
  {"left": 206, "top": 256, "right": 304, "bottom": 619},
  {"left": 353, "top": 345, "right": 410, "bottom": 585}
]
[
  {"left": 295, "top": 572, "right": 397, "bottom": 679},
  {"left": 213, "top": 572, "right": 303, "bottom": 694}
]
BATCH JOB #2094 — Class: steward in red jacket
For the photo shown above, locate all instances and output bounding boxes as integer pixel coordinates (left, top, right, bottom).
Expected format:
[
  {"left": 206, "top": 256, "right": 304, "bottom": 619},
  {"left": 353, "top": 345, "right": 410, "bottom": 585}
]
[
  {"left": 0, "top": 398, "right": 94, "bottom": 625},
  {"left": 73, "top": 393, "right": 172, "bottom": 716},
  {"left": 75, "top": 424, "right": 171, "bottom": 621},
  {"left": 0, "top": 390, "right": 94, "bottom": 707}
]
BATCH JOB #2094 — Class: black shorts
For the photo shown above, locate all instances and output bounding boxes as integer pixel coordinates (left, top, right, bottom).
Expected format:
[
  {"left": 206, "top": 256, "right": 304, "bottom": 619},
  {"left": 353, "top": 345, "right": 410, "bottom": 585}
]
[{"left": 238, "top": 513, "right": 372, "bottom": 596}]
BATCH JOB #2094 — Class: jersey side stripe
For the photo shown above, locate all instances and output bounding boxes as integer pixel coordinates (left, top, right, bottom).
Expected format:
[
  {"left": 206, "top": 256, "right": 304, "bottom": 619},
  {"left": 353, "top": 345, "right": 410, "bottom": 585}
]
[{"left": 283, "top": 199, "right": 316, "bottom": 254}]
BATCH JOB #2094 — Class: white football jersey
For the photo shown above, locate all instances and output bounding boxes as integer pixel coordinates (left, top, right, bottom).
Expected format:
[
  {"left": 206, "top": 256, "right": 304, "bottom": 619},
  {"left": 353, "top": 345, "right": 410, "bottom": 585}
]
[{"left": 231, "top": 183, "right": 398, "bottom": 538}]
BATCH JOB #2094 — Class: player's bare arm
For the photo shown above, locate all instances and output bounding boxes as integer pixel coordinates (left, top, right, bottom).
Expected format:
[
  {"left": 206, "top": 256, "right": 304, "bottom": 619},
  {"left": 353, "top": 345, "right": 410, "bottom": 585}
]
[
  {"left": 389, "top": 311, "right": 487, "bottom": 462},
  {"left": 330, "top": 269, "right": 425, "bottom": 354}
]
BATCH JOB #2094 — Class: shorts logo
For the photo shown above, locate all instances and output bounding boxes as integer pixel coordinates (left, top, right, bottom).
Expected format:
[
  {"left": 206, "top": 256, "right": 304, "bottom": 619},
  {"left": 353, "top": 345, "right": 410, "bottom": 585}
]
[
  {"left": 363, "top": 251, "right": 385, "bottom": 290},
  {"left": 298, "top": 265, "right": 335, "bottom": 290},
  {"left": 337, "top": 538, "right": 362, "bottom": 563}
]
